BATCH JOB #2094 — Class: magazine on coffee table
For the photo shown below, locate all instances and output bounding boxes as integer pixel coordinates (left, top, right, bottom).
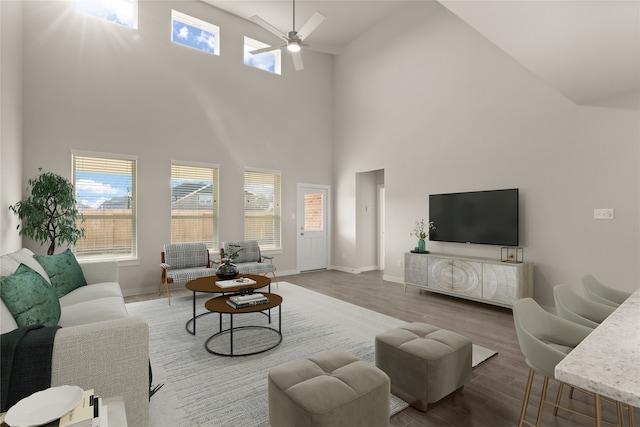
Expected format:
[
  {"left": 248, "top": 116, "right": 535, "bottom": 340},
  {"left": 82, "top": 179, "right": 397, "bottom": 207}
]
[{"left": 216, "top": 277, "right": 257, "bottom": 288}]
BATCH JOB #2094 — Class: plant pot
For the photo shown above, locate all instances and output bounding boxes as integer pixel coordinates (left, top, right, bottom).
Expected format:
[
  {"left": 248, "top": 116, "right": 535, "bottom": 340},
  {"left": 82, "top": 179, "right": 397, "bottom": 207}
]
[
  {"left": 417, "top": 239, "right": 426, "bottom": 252},
  {"left": 216, "top": 259, "right": 239, "bottom": 280}
]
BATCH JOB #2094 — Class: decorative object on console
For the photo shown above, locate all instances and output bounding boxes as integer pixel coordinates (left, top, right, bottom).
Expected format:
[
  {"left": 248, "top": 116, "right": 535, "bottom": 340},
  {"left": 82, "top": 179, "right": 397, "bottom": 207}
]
[
  {"left": 410, "top": 219, "right": 435, "bottom": 253},
  {"left": 215, "top": 258, "right": 239, "bottom": 280},
  {"left": 501, "top": 247, "right": 523, "bottom": 263}
]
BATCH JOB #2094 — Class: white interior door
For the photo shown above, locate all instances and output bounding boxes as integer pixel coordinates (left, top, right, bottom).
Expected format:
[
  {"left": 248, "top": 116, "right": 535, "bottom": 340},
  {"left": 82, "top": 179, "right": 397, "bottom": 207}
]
[{"left": 297, "top": 184, "right": 329, "bottom": 271}]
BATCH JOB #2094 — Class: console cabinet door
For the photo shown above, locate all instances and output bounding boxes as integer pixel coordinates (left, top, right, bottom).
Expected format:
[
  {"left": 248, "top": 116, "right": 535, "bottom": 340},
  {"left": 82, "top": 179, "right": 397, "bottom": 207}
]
[
  {"left": 405, "top": 253, "right": 428, "bottom": 287},
  {"left": 427, "top": 257, "right": 453, "bottom": 291},
  {"left": 483, "top": 263, "right": 518, "bottom": 304},
  {"left": 451, "top": 260, "right": 483, "bottom": 298}
]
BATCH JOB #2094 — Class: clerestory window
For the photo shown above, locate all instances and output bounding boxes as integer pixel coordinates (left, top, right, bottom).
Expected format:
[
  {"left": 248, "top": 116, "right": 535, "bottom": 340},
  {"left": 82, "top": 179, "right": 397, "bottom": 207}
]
[
  {"left": 244, "top": 37, "right": 281, "bottom": 75},
  {"left": 73, "top": 0, "right": 138, "bottom": 29},
  {"left": 172, "top": 10, "right": 220, "bottom": 56}
]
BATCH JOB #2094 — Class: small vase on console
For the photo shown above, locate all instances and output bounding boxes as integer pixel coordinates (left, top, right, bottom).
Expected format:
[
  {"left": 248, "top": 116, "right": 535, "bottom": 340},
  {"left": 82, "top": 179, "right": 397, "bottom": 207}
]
[
  {"left": 417, "top": 239, "right": 426, "bottom": 252},
  {"left": 216, "top": 258, "right": 239, "bottom": 280}
]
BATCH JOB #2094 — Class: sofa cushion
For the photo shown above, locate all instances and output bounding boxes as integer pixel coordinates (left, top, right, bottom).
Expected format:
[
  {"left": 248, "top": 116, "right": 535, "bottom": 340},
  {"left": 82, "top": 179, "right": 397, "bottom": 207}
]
[
  {"left": 0, "top": 300, "right": 19, "bottom": 333},
  {"left": 59, "top": 282, "right": 123, "bottom": 308},
  {"left": 58, "top": 296, "right": 129, "bottom": 327},
  {"left": 0, "top": 264, "right": 61, "bottom": 328},
  {"left": 34, "top": 249, "right": 87, "bottom": 298},
  {"left": 6, "top": 248, "right": 51, "bottom": 285},
  {"left": 223, "top": 240, "right": 261, "bottom": 263},
  {"left": 236, "top": 261, "right": 276, "bottom": 275},
  {"left": 164, "top": 243, "right": 209, "bottom": 269},
  {"left": 0, "top": 255, "right": 20, "bottom": 277}
]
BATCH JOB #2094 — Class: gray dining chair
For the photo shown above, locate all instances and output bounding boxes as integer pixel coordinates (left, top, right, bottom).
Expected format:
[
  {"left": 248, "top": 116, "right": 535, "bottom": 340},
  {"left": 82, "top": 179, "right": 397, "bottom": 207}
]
[
  {"left": 512, "top": 298, "right": 626, "bottom": 427},
  {"left": 582, "top": 275, "right": 631, "bottom": 308},
  {"left": 553, "top": 284, "right": 616, "bottom": 329}
]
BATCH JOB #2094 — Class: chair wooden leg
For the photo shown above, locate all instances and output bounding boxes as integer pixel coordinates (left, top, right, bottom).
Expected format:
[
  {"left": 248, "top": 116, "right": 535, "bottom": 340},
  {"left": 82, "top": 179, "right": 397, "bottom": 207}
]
[
  {"left": 595, "top": 394, "right": 603, "bottom": 427},
  {"left": 629, "top": 404, "right": 635, "bottom": 427},
  {"left": 536, "top": 376, "right": 550, "bottom": 427},
  {"left": 554, "top": 382, "right": 565, "bottom": 416},
  {"left": 519, "top": 368, "right": 536, "bottom": 427},
  {"left": 158, "top": 281, "right": 171, "bottom": 305}
]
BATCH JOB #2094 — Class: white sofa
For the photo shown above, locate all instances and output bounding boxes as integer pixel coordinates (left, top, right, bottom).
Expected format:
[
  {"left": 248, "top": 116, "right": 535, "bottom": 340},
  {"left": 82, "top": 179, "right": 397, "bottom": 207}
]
[{"left": 1, "top": 248, "right": 149, "bottom": 427}]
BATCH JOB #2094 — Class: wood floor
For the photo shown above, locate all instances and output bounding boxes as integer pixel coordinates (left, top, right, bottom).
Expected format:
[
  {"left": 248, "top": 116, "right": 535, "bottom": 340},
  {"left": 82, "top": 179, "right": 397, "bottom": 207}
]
[{"left": 126, "top": 270, "right": 638, "bottom": 427}]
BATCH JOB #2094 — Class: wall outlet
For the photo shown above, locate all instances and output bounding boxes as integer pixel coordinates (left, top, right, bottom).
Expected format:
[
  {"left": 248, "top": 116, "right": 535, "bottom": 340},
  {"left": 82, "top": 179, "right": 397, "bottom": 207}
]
[{"left": 593, "top": 208, "right": 614, "bottom": 220}]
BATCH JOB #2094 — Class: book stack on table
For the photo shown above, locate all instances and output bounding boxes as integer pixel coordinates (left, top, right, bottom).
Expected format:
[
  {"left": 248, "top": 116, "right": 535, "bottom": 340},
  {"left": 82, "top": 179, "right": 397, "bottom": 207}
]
[
  {"left": 0, "top": 388, "right": 108, "bottom": 427},
  {"left": 58, "top": 389, "right": 105, "bottom": 427},
  {"left": 227, "top": 293, "right": 269, "bottom": 309}
]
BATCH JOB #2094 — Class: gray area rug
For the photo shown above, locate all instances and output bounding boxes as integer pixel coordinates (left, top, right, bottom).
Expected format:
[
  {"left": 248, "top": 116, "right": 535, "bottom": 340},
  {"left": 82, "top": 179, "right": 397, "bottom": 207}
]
[{"left": 126, "top": 282, "right": 497, "bottom": 426}]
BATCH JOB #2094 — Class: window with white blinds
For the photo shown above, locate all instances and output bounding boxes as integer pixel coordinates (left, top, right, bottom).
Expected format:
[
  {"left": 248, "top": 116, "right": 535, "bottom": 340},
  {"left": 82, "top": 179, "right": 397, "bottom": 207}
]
[
  {"left": 244, "top": 168, "right": 281, "bottom": 250},
  {"left": 72, "top": 152, "right": 137, "bottom": 260},
  {"left": 171, "top": 162, "right": 219, "bottom": 249}
]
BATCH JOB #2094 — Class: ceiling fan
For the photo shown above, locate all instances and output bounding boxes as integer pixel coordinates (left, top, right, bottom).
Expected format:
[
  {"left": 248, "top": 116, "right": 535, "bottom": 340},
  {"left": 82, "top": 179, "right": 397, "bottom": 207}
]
[{"left": 249, "top": 0, "right": 343, "bottom": 71}]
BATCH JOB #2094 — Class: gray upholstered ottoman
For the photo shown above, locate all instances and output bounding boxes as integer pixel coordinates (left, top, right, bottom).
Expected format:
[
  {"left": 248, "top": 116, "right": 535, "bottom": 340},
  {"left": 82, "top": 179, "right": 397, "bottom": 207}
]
[
  {"left": 268, "top": 349, "right": 390, "bottom": 427},
  {"left": 375, "top": 322, "right": 472, "bottom": 411}
]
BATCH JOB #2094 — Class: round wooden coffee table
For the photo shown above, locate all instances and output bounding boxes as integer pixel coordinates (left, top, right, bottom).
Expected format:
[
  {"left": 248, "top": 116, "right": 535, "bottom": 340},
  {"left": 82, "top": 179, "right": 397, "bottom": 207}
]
[
  {"left": 185, "top": 274, "right": 271, "bottom": 335},
  {"left": 204, "top": 293, "right": 283, "bottom": 357}
]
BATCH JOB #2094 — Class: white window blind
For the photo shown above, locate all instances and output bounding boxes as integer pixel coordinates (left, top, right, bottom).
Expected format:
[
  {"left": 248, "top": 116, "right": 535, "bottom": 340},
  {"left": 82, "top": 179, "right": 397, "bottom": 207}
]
[
  {"left": 72, "top": 153, "right": 137, "bottom": 260},
  {"left": 171, "top": 163, "right": 219, "bottom": 249},
  {"left": 244, "top": 169, "right": 281, "bottom": 250}
]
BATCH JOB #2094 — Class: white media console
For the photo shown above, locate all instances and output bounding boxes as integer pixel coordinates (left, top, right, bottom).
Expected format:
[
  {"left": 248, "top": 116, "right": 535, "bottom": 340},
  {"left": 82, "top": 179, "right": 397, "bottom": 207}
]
[{"left": 404, "top": 252, "right": 533, "bottom": 308}]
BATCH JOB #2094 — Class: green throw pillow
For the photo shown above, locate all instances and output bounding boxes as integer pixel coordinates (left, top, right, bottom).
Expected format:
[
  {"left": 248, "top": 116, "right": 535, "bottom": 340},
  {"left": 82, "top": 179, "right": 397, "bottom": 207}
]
[
  {"left": 0, "top": 263, "right": 61, "bottom": 327},
  {"left": 34, "top": 249, "right": 87, "bottom": 298}
]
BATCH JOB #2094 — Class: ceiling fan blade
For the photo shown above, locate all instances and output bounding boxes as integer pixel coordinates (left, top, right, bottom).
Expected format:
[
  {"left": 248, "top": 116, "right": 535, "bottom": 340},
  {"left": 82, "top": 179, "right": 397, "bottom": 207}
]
[
  {"left": 305, "top": 43, "right": 343, "bottom": 56},
  {"left": 291, "top": 51, "right": 304, "bottom": 71},
  {"left": 249, "top": 15, "right": 287, "bottom": 40},
  {"left": 250, "top": 45, "right": 284, "bottom": 55},
  {"left": 297, "top": 11, "right": 326, "bottom": 41}
]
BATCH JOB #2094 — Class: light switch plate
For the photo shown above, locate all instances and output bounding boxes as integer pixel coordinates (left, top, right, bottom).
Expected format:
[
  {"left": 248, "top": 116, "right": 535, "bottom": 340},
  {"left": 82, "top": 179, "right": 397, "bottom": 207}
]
[{"left": 594, "top": 209, "right": 614, "bottom": 220}]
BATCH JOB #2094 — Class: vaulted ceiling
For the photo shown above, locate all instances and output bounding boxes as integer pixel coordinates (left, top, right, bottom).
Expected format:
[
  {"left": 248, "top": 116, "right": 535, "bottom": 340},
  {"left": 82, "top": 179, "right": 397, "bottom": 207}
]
[{"left": 205, "top": 1, "right": 640, "bottom": 106}]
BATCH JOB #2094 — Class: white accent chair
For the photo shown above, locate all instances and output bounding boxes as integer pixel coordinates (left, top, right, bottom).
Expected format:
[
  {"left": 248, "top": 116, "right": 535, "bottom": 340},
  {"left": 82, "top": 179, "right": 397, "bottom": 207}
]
[
  {"left": 582, "top": 275, "right": 631, "bottom": 308},
  {"left": 512, "top": 298, "right": 627, "bottom": 427},
  {"left": 160, "top": 242, "right": 214, "bottom": 304},
  {"left": 553, "top": 284, "right": 615, "bottom": 329}
]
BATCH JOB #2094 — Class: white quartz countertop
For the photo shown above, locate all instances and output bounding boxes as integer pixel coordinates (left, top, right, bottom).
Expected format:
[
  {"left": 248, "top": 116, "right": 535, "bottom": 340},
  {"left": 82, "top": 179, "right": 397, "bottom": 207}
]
[{"left": 555, "top": 288, "right": 640, "bottom": 407}]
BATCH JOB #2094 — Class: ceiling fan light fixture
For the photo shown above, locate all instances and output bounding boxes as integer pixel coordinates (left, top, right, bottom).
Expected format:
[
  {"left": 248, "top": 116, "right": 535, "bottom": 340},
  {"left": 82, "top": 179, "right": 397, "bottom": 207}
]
[{"left": 287, "top": 40, "right": 301, "bottom": 52}]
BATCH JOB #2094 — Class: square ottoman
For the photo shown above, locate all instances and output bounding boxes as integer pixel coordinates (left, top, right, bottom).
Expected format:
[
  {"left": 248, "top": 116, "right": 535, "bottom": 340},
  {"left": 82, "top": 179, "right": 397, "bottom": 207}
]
[
  {"left": 375, "top": 322, "right": 472, "bottom": 411},
  {"left": 268, "top": 349, "right": 390, "bottom": 427}
]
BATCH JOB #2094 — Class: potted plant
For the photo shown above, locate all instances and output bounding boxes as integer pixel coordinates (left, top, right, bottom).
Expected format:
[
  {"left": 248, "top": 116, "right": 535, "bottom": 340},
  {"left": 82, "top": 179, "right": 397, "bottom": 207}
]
[
  {"left": 216, "top": 244, "right": 243, "bottom": 279},
  {"left": 410, "top": 219, "right": 435, "bottom": 253},
  {"left": 9, "top": 168, "right": 85, "bottom": 255}
]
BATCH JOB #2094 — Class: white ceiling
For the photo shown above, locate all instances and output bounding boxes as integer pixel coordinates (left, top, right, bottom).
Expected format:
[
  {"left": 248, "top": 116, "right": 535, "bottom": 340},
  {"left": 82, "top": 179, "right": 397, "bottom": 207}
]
[{"left": 204, "top": 0, "right": 640, "bottom": 105}]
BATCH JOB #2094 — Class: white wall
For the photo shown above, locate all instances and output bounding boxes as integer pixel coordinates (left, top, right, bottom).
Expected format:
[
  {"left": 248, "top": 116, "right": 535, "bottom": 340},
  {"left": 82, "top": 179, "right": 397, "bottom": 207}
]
[
  {"left": 332, "top": 2, "right": 639, "bottom": 307},
  {"left": 0, "top": 0, "right": 23, "bottom": 255},
  {"left": 12, "top": 1, "right": 334, "bottom": 295}
]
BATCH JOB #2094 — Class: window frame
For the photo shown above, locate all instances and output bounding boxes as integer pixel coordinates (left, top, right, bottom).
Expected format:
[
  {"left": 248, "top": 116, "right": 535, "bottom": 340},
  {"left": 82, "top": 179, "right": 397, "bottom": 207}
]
[
  {"left": 243, "top": 36, "right": 282, "bottom": 75},
  {"left": 170, "top": 161, "right": 220, "bottom": 251},
  {"left": 171, "top": 9, "right": 220, "bottom": 56},
  {"left": 244, "top": 167, "right": 282, "bottom": 251},
  {"left": 71, "top": 150, "right": 138, "bottom": 262}
]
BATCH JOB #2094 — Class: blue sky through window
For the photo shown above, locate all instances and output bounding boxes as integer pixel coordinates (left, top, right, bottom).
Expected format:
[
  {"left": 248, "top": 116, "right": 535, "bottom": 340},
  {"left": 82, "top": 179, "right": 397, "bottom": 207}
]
[
  {"left": 244, "top": 37, "right": 279, "bottom": 74},
  {"left": 73, "top": 0, "right": 136, "bottom": 29},
  {"left": 172, "top": 11, "right": 219, "bottom": 55},
  {"left": 76, "top": 171, "right": 132, "bottom": 209}
]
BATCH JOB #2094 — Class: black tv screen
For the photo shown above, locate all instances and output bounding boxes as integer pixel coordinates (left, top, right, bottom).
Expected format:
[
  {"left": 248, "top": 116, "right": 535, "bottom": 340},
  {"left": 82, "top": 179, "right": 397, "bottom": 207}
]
[{"left": 429, "top": 188, "right": 519, "bottom": 246}]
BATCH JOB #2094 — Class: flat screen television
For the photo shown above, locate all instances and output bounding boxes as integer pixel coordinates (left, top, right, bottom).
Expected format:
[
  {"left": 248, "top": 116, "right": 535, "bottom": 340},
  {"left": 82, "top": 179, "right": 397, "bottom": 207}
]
[{"left": 429, "top": 188, "right": 519, "bottom": 246}]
